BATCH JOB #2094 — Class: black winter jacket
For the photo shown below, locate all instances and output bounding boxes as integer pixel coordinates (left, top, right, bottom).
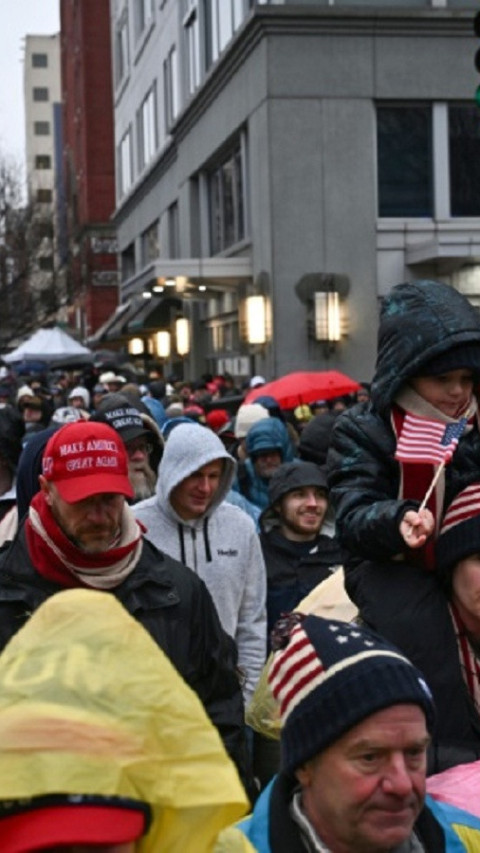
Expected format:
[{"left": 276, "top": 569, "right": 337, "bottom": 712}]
[
  {"left": 260, "top": 527, "right": 342, "bottom": 639},
  {"left": 0, "top": 523, "right": 249, "bottom": 782},
  {"left": 327, "top": 281, "right": 480, "bottom": 603},
  {"left": 354, "top": 560, "right": 480, "bottom": 773}
]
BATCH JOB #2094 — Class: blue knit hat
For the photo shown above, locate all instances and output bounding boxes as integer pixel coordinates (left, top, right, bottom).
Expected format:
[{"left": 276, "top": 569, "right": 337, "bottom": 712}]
[{"left": 268, "top": 615, "right": 435, "bottom": 774}]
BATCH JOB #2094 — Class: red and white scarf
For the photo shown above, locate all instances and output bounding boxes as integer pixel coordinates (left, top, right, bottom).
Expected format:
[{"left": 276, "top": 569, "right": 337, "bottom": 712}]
[{"left": 26, "top": 490, "right": 145, "bottom": 590}]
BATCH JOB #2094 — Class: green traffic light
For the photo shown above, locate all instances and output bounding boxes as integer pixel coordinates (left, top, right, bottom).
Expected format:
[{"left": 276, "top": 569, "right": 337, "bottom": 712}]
[{"left": 476, "top": 85, "right": 480, "bottom": 108}]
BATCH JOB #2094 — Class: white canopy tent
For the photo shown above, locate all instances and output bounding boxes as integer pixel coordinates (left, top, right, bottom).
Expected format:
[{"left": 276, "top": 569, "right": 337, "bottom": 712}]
[{"left": 2, "top": 327, "right": 93, "bottom": 366}]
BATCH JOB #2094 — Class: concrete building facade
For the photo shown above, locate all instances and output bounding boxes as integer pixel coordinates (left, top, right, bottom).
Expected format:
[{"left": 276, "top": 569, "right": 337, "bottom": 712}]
[{"left": 109, "top": 0, "right": 480, "bottom": 383}]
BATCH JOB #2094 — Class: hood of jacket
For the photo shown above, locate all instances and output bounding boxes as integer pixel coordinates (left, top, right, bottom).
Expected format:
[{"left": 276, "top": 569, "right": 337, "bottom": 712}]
[
  {"left": 245, "top": 417, "right": 293, "bottom": 463},
  {"left": 371, "top": 280, "right": 480, "bottom": 416},
  {"left": 156, "top": 422, "right": 236, "bottom": 523},
  {"left": 0, "top": 589, "right": 249, "bottom": 853}
]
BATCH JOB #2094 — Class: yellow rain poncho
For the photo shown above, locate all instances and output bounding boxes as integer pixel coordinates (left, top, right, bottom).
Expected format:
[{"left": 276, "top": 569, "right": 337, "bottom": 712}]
[{"left": 0, "top": 588, "right": 252, "bottom": 852}]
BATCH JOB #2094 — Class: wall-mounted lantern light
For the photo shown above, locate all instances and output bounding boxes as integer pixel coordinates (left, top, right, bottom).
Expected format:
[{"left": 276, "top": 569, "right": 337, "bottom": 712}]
[
  {"left": 128, "top": 337, "right": 144, "bottom": 356},
  {"left": 245, "top": 294, "right": 267, "bottom": 345},
  {"left": 154, "top": 330, "right": 171, "bottom": 358},
  {"left": 314, "top": 291, "right": 341, "bottom": 342},
  {"left": 175, "top": 317, "right": 190, "bottom": 356},
  {"left": 295, "top": 272, "right": 349, "bottom": 356}
]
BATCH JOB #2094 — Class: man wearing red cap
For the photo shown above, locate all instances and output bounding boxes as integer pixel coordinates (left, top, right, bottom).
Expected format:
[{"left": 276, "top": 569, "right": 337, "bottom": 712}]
[{"left": 0, "top": 421, "right": 249, "bottom": 784}]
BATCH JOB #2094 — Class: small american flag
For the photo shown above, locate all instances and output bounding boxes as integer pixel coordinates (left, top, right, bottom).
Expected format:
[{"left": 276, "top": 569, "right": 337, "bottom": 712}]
[{"left": 395, "top": 415, "right": 467, "bottom": 465}]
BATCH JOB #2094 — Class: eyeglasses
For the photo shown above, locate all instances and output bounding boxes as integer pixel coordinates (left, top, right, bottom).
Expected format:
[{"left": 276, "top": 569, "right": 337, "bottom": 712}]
[{"left": 127, "top": 440, "right": 153, "bottom": 456}]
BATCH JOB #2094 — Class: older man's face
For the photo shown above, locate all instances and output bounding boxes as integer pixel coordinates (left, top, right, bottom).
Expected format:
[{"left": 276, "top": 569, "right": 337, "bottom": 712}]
[
  {"left": 126, "top": 437, "right": 156, "bottom": 501},
  {"left": 296, "top": 704, "right": 428, "bottom": 853},
  {"left": 41, "top": 481, "right": 125, "bottom": 553},
  {"left": 252, "top": 449, "right": 282, "bottom": 480}
]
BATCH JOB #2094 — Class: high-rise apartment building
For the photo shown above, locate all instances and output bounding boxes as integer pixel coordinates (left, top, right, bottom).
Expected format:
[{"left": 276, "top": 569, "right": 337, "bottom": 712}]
[
  {"left": 24, "top": 34, "right": 61, "bottom": 206},
  {"left": 23, "top": 33, "right": 62, "bottom": 323}
]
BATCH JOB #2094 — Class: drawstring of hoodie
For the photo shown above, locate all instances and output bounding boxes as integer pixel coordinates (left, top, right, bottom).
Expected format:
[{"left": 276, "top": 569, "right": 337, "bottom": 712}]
[
  {"left": 177, "top": 521, "right": 212, "bottom": 568},
  {"left": 178, "top": 523, "right": 186, "bottom": 566},
  {"left": 203, "top": 517, "right": 212, "bottom": 562}
]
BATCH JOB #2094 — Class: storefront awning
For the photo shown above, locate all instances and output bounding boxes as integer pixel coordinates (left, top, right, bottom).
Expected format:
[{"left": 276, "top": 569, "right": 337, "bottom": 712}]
[{"left": 121, "top": 256, "right": 253, "bottom": 299}]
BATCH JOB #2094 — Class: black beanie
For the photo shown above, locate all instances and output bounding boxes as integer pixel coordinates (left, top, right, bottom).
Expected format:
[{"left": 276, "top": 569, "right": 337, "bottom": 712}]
[
  {"left": 298, "top": 411, "right": 340, "bottom": 466},
  {"left": 267, "top": 461, "right": 328, "bottom": 508},
  {"left": 418, "top": 343, "right": 480, "bottom": 377}
]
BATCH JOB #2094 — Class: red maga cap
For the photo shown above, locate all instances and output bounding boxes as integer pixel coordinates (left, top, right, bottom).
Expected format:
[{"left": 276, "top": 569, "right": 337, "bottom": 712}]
[
  {"left": 42, "top": 421, "right": 134, "bottom": 503},
  {"left": 0, "top": 801, "right": 149, "bottom": 851}
]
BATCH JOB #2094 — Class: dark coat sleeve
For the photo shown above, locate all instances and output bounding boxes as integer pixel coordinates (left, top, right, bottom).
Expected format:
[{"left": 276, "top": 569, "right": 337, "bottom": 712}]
[
  {"left": 327, "top": 406, "right": 418, "bottom": 561},
  {"left": 356, "top": 561, "right": 480, "bottom": 772}
]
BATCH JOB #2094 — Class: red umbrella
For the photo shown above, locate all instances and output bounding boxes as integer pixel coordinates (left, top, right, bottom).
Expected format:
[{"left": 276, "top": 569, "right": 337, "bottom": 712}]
[{"left": 245, "top": 370, "right": 361, "bottom": 410}]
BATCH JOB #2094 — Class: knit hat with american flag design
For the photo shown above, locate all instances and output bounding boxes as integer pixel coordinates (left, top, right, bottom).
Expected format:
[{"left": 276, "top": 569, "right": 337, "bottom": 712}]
[
  {"left": 268, "top": 615, "right": 435, "bottom": 773},
  {"left": 436, "top": 484, "right": 480, "bottom": 576}
]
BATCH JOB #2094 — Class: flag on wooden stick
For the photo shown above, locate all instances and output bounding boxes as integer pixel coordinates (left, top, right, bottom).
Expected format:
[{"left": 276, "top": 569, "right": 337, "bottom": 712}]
[{"left": 395, "top": 415, "right": 467, "bottom": 465}]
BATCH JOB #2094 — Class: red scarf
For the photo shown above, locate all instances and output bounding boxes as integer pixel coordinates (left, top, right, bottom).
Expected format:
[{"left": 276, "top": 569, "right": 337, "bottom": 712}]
[{"left": 26, "top": 491, "right": 143, "bottom": 588}]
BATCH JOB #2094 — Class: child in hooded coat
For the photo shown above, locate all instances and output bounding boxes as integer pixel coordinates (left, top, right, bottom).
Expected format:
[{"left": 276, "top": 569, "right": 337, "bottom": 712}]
[{"left": 327, "top": 279, "right": 480, "bottom": 609}]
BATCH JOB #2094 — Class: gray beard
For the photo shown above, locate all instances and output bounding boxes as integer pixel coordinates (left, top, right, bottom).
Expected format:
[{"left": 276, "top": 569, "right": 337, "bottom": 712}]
[{"left": 129, "top": 466, "right": 156, "bottom": 502}]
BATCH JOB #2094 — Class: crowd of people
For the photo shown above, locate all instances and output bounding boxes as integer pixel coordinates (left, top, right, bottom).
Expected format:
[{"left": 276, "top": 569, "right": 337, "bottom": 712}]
[{"left": 0, "top": 279, "right": 480, "bottom": 850}]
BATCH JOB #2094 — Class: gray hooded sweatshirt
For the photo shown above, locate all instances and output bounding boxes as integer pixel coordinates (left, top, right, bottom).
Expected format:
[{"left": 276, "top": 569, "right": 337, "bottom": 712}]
[{"left": 134, "top": 423, "right": 267, "bottom": 703}]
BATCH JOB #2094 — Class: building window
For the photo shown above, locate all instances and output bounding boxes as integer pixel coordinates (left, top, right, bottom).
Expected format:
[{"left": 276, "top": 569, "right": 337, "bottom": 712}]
[
  {"left": 33, "top": 87, "right": 49, "bottom": 102},
  {"left": 119, "top": 127, "right": 133, "bottom": 197},
  {"left": 141, "top": 220, "right": 159, "bottom": 266},
  {"left": 121, "top": 242, "right": 136, "bottom": 283},
  {"left": 34, "top": 121, "right": 51, "bottom": 136},
  {"left": 168, "top": 202, "right": 180, "bottom": 258},
  {"left": 205, "top": 0, "right": 245, "bottom": 68},
  {"left": 208, "top": 319, "right": 239, "bottom": 354},
  {"left": 35, "top": 155, "right": 51, "bottom": 169},
  {"left": 377, "top": 105, "right": 432, "bottom": 218},
  {"left": 32, "top": 53, "right": 48, "bottom": 68},
  {"left": 208, "top": 141, "right": 246, "bottom": 254},
  {"left": 37, "top": 188, "right": 53, "bottom": 203},
  {"left": 137, "top": 84, "right": 157, "bottom": 171},
  {"left": 163, "top": 46, "right": 179, "bottom": 131},
  {"left": 449, "top": 104, "right": 480, "bottom": 217},
  {"left": 378, "top": 103, "right": 480, "bottom": 219},
  {"left": 134, "top": 0, "right": 153, "bottom": 40},
  {"left": 183, "top": 1, "right": 201, "bottom": 94},
  {"left": 115, "top": 12, "right": 130, "bottom": 86}
]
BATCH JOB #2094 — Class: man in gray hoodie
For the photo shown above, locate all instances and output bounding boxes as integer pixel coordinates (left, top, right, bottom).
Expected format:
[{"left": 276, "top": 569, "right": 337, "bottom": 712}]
[{"left": 134, "top": 422, "right": 267, "bottom": 704}]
